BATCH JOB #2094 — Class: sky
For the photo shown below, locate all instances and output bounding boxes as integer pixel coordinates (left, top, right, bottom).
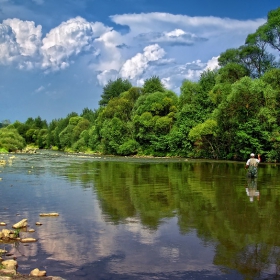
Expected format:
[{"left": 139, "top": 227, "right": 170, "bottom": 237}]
[{"left": 0, "top": 0, "right": 279, "bottom": 123}]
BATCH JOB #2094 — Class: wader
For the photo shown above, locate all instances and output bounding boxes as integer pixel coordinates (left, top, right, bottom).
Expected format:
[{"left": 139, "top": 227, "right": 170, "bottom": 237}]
[{"left": 247, "top": 158, "right": 258, "bottom": 178}]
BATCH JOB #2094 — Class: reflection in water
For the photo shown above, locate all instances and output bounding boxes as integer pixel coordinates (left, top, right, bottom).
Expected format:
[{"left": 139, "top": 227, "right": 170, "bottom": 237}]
[
  {"left": 246, "top": 177, "right": 260, "bottom": 202},
  {"left": 1, "top": 152, "right": 280, "bottom": 279}
]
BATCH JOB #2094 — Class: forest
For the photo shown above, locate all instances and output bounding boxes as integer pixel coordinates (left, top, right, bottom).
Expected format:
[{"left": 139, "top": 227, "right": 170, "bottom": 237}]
[{"left": 1, "top": 7, "right": 280, "bottom": 162}]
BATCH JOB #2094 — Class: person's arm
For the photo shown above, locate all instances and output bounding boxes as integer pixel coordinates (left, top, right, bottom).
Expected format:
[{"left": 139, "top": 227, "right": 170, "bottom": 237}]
[
  {"left": 258, "top": 154, "right": 261, "bottom": 162},
  {"left": 245, "top": 159, "right": 250, "bottom": 169}
]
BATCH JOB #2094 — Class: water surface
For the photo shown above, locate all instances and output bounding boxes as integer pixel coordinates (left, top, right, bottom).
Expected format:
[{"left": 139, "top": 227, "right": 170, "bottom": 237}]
[{"left": 0, "top": 151, "right": 280, "bottom": 279}]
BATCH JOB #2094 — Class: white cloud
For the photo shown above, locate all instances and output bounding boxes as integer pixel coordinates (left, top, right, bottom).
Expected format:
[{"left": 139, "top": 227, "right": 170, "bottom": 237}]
[
  {"left": 0, "top": 12, "right": 265, "bottom": 94},
  {"left": 3, "top": 18, "right": 42, "bottom": 57},
  {"left": 111, "top": 12, "right": 265, "bottom": 36},
  {"left": 35, "top": 86, "right": 45, "bottom": 93},
  {"left": 96, "top": 69, "right": 119, "bottom": 86},
  {"left": 119, "top": 44, "right": 165, "bottom": 80},
  {"left": 205, "top": 56, "right": 219, "bottom": 70},
  {"left": 0, "top": 23, "right": 20, "bottom": 64},
  {"left": 41, "top": 16, "right": 107, "bottom": 70},
  {"left": 92, "top": 29, "right": 124, "bottom": 72}
]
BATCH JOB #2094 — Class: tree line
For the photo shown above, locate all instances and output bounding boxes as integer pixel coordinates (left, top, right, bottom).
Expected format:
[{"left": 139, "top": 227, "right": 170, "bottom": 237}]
[{"left": 1, "top": 7, "right": 280, "bottom": 162}]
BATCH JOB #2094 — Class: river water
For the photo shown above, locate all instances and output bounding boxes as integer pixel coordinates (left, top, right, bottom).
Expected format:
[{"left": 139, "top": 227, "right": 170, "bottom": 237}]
[{"left": 0, "top": 151, "right": 280, "bottom": 279}]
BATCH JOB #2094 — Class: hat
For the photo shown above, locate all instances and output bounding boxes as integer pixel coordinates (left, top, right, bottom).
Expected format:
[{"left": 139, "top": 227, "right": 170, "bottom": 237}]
[{"left": 250, "top": 153, "right": 255, "bottom": 157}]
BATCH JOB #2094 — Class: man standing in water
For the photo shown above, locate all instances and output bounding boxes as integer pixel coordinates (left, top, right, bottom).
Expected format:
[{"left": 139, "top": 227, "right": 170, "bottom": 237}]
[{"left": 245, "top": 153, "right": 261, "bottom": 178}]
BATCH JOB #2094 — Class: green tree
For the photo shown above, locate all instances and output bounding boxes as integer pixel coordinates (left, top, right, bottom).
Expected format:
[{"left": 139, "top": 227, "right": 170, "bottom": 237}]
[
  {"left": 25, "top": 128, "right": 39, "bottom": 144},
  {"left": 58, "top": 116, "right": 90, "bottom": 150},
  {"left": 121, "top": 87, "right": 144, "bottom": 103},
  {"left": 100, "top": 117, "right": 131, "bottom": 154},
  {"left": 37, "top": 129, "right": 48, "bottom": 148},
  {"left": 255, "top": 7, "right": 280, "bottom": 52},
  {"left": 80, "top": 107, "right": 98, "bottom": 124},
  {"left": 143, "top": 76, "right": 165, "bottom": 94},
  {"left": 218, "top": 45, "right": 275, "bottom": 78},
  {"left": 133, "top": 90, "right": 178, "bottom": 155},
  {"left": 99, "top": 78, "right": 132, "bottom": 106},
  {"left": 189, "top": 119, "right": 218, "bottom": 158},
  {"left": 216, "top": 63, "right": 249, "bottom": 84},
  {"left": 11, "top": 121, "right": 30, "bottom": 138},
  {"left": 199, "top": 69, "right": 218, "bottom": 93},
  {"left": 179, "top": 80, "right": 201, "bottom": 108},
  {"left": 213, "top": 77, "right": 278, "bottom": 160},
  {"left": 0, "top": 128, "right": 26, "bottom": 152}
]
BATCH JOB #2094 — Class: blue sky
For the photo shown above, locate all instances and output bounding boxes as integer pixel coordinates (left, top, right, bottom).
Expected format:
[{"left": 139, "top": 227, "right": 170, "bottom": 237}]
[{"left": 0, "top": 0, "right": 279, "bottom": 123}]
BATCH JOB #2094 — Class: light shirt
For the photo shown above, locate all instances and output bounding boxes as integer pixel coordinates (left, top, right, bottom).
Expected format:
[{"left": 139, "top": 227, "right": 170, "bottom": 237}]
[{"left": 246, "top": 158, "right": 260, "bottom": 166}]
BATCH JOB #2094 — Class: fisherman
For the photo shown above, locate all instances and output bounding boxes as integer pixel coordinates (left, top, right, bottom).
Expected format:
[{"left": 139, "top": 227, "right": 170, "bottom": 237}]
[{"left": 245, "top": 153, "right": 261, "bottom": 178}]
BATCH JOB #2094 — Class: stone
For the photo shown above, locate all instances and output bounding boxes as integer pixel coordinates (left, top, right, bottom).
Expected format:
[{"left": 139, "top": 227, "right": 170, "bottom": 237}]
[
  {"left": 30, "top": 268, "right": 47, "bottom": 277},
  {"left": 1, "top": 229, "right": 11, "bottom": 238},
  {"left": 0, "top": 249, "right": 7, "bottom": 254},
  {"left": 20, "top": 238, "right": 37, "bottom": 243},
  {"left": 1, "top": 259, "right": 17, "bottom": 270},
  {"left": 0, "top": 222, "right": 6, "bottom": 226},
  {"left": 12, "top": 219, "right": 27, "bottom": 229},
  {"left": 39, "top": 212, "right": 59, "bottom": 217},
  {"left": 28, "top": 229, "right": 35, "bottom": 232},
  {"left": 35, "top": 222, "right": 42, "bottom": 225},
  {"left": 0, "top": 268, "right": 16, "bottom": 275}
]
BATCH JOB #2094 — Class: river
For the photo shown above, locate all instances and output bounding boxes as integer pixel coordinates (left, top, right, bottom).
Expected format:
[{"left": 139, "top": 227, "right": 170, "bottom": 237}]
[{"left": 0, "top": 150, "right": 280, "bottom": 279}]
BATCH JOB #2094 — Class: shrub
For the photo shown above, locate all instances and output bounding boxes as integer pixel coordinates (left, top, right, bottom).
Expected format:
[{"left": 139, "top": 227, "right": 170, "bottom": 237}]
[
  {"left": 0, "top": 128, "right": 26, "bottom": 152},
  {"left": 117, "top": 140, "right": 139, "bottom": 156}
]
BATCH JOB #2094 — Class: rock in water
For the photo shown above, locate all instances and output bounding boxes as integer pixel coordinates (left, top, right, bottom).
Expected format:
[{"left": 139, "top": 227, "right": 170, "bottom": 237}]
[
  {"left": 20, "top": 238, "right": 37, "bottom": 243},
  {"left": 12, "top": 219, "right": 27, "bottom": 229},
  {"left": 39, "top": 212, "right": 59, "bottom": 217},
  {"left": 30, "top": 268, "right": 47, "bottom": 277}
]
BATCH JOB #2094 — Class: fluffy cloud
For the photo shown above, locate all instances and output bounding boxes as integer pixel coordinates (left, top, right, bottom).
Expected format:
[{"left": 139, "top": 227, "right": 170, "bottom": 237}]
[
  {"left": 119, "top": 44, "right": 165, "bottom": 80},
  {"left": 4, "top": 18, "right": 42, "bottom": 57},
  {"left": 0, "top": 18, "right": 44, "bottom": 69},
  {"left": 41, "top": 17, "right": 110, "bottom": 70},
  {"left": 0, "top": 12, "right": 265, "bottom": 92},
  {"left": 0, "top": 23, "right": 20, "bottom": 64},
  {"left": 0, "top": 17, "right": 111, "bottom": 70}
]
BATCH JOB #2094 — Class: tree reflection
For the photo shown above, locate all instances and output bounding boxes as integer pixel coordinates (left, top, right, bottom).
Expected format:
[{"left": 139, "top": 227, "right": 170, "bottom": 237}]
[{"left": 62, "top": 159, "right": 280, "bottom": 278}]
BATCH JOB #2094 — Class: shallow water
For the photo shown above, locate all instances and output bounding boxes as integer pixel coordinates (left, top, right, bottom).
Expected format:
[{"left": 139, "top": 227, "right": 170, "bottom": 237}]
[{"left": 0, "top": 151, "right": 280, "bottom": 279}]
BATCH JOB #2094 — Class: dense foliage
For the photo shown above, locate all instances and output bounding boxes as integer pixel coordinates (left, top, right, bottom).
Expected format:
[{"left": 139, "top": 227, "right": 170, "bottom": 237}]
[{"left": 1, "top": 8, "right": 280, "bottom": 161}]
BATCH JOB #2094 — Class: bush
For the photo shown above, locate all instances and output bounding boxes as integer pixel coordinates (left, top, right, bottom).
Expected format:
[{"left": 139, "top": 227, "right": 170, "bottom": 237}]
[
  {"left": 0, "top": 147, "right": 8, "bottom": 153},
  {"left": 117, "top": 140, "right": 139, "bottom": 156},
  {"left": 72, "top": 138, "right": 88, "bottom": 152},
  {"left": 0, "top": 128, "right": 26, "bottom": 152}
]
